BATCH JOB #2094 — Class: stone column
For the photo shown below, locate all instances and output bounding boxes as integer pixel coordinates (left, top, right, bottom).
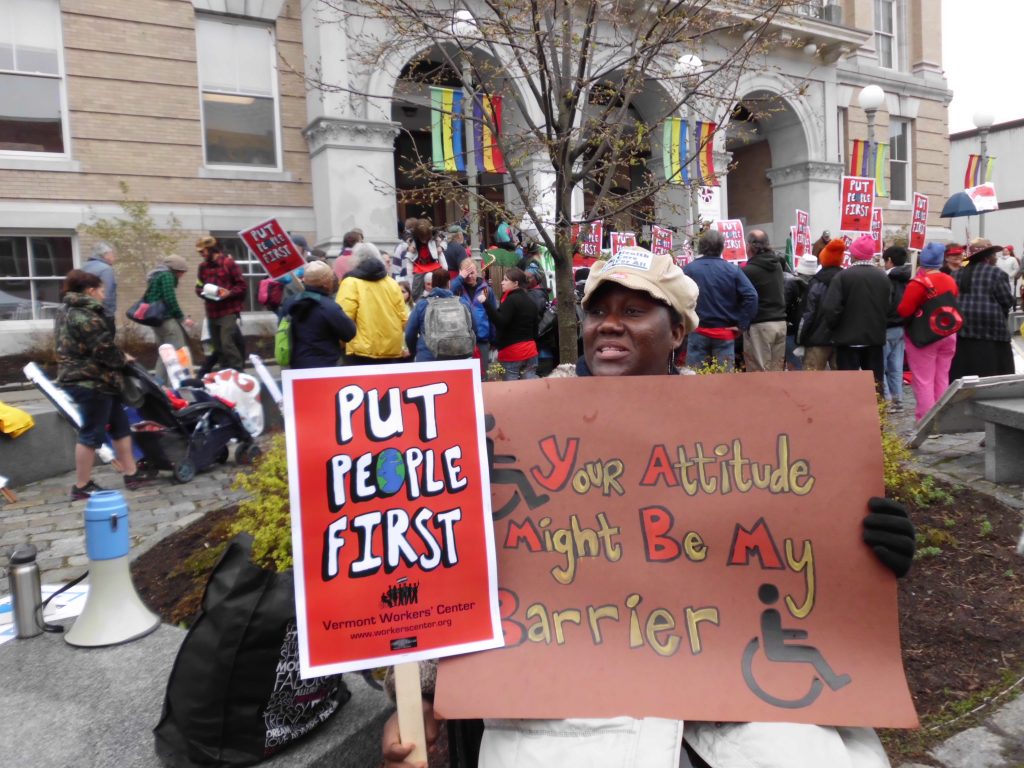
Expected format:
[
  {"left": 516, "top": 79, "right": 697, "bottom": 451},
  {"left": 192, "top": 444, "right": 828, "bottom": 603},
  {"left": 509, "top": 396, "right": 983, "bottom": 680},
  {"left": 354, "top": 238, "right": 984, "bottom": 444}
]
[
  {"left": 765, "top": 161, "right": 845, "bottom": 245},
  {"left": 304, "top": 118, "right": 400, "bottom": 255}
]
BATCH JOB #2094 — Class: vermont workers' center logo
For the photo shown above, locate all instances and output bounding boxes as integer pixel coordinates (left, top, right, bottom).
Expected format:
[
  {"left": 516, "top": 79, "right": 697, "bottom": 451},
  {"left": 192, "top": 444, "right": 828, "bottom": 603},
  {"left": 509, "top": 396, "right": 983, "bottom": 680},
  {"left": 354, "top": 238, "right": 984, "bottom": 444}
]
[{"left": 381, "top": 577, "right": 420, "bottom": 608}]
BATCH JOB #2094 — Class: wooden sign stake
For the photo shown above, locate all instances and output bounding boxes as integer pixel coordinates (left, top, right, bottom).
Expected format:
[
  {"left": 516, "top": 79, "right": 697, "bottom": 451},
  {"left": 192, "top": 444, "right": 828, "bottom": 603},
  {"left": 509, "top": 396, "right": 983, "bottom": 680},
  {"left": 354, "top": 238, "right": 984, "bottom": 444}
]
[{"left": 394, "top": 661, "right": 427, "bottom": 763}]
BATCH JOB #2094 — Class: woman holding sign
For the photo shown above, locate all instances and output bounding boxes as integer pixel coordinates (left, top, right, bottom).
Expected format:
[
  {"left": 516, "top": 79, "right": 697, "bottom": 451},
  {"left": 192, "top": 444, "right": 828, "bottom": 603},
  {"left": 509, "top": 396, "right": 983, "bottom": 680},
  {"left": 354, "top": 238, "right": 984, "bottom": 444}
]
[{"left": 383, "top": 248, "right": 915, "bottom": 768}]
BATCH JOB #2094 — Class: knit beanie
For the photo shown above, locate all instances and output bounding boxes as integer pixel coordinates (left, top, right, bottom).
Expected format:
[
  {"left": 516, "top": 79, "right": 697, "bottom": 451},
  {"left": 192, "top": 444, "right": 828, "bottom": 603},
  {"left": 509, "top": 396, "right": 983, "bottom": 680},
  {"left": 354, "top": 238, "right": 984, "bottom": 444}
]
[
  {"left": 818, "top": 239, "right": 847, "bottom": 268},
  {"left": 919, "top": 242, "right": 945, "bottom": 268},
  {"left": 849, "top": 235, "right": 876, "bottom": 261}
]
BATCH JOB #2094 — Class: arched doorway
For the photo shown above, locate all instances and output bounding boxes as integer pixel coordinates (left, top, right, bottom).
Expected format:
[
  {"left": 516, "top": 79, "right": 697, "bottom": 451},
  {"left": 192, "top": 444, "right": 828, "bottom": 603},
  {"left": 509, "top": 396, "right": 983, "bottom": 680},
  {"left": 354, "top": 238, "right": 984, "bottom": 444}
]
[
  {"left": 390, "top": 52, "right": 514, "bottom": 248},
  {"left": 725, "top": 90, "right": 810, "bottom": 246}
]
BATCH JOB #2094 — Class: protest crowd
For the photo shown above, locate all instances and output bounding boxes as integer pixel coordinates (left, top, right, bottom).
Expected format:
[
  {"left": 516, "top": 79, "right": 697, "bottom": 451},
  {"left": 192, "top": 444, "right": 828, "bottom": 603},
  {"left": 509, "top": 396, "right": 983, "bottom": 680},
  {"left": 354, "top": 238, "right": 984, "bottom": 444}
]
[{"left": 53, "top": 211, "right": 1016, "bottom": 768}]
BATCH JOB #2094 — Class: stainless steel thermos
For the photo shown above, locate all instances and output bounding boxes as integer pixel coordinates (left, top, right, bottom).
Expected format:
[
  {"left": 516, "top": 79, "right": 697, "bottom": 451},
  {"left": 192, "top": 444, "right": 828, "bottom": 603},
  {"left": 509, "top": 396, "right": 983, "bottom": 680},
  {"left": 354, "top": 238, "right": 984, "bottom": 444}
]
[{"left": 8, "top": 543, "right": 42, "bottom": 638}]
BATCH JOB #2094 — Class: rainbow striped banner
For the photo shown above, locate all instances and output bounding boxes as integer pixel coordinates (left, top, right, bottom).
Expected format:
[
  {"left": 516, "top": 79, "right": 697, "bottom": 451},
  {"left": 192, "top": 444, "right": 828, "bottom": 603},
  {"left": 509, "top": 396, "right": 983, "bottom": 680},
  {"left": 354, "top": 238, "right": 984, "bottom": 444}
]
[
  {"left": 431, "top": 87, "right": 465, "bottom": 172},
  {"left": 849, "top": 139, "right": 889, "bottom": 197},
  {"left": 694, "top": 121, "right": 717, "bottom": 185},
  {"left": 964, "top": 154, "right": 995, "bottom": 188},
  {"left": 662, "top": 117, "right": 688, "bottom": 184},
  {"left": 473, "top": 94, "right": 507, "bottom": 174}
]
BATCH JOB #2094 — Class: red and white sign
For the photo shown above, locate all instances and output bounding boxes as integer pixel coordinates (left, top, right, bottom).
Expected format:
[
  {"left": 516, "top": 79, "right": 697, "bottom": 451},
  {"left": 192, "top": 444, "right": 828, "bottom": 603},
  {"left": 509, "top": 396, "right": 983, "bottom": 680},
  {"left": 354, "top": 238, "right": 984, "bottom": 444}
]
[
  {"left": 841, "top": 234, "right": 853, "bottom": 268},
  {"left": 794, "top": 210, "right": 811, "bottom": 258},
  {"left": 909, "top": 193, "right": 929, "bottom": 251},
  {"left": 572, "top": 219, "right": 604, "bottom": 259},
  {"left": 651, "top": 225, "right": 673, "bottom": 256},
  {"left": 966, "top": 183, "right": 999, "bottom": 212},
  {"left": 610, "top": 231, "right": 637, "bottom": 257},
  {"left": 238, "top": 218, "right": 307, "bottom": 278},
  {"left": 282, "top": 361, "right": 503, "bottom": 677},
  {"left": 871, "top": 208, "right": 883, "bottom": 256},
  {"left": 712, "top": 219, "right": 746, "bottom": 262},
  {"left": 839, "top": 176, "right": 875, "bottom": 234}
]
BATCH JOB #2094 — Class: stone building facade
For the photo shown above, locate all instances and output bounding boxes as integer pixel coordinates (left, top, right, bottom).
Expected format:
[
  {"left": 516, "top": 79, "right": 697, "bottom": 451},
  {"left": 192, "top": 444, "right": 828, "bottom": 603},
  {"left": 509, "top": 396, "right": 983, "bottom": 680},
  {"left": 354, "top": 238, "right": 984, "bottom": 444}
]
[{"left": 0, "top": 0, "right": 951, "bottom": 351}]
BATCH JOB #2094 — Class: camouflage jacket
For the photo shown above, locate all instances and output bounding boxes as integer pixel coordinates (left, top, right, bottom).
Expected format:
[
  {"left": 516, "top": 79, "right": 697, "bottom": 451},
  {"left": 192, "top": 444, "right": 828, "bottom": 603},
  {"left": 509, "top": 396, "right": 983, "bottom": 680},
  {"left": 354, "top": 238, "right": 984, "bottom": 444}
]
[{"left": 55, "top": 293, "right": 127, "bottom": 394}]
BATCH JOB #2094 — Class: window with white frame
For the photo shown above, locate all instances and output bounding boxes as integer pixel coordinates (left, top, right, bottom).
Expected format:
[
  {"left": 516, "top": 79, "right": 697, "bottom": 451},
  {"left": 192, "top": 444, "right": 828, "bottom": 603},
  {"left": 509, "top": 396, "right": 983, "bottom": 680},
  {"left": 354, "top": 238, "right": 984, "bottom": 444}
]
[
  {"left": 0, "top": 0, "right": 67, "bottom": 154},
  {"left": 889, "top": 118, "right": 911, "bottom": 202},
  {"left": 215, "top": 234, "right": 266, "bottom": 313},
  {"left": 196, "top": 16, "right": 280, "bottom": 169},
  {"left": 874, "top": 0, "right": 901, "bottom": 70},
  {"left": 0, "top": 234, "right": 74, "bottom": 320}
]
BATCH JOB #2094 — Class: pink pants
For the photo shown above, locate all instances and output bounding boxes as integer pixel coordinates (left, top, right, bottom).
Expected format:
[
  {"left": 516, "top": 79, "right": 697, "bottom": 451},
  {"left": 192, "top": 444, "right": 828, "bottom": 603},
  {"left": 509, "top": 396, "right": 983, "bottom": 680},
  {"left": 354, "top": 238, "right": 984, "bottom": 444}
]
[{"left": 904, "top": 332, "right": 957, "bottom": 421}]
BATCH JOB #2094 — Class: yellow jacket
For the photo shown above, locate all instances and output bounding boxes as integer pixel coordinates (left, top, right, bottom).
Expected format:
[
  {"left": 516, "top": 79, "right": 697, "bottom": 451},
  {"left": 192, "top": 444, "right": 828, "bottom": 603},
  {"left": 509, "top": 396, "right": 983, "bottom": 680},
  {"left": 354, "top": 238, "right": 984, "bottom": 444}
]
[{"left": 336, "top": 264, "right": 409, "bottom": 359}]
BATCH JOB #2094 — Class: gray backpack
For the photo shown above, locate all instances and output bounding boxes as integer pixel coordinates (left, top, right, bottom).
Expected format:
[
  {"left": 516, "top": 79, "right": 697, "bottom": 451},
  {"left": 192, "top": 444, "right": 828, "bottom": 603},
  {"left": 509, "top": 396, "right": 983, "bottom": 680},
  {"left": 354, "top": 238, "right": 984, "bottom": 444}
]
[{"left": 422, "top": 296, "right": 475, "bottom": 358}]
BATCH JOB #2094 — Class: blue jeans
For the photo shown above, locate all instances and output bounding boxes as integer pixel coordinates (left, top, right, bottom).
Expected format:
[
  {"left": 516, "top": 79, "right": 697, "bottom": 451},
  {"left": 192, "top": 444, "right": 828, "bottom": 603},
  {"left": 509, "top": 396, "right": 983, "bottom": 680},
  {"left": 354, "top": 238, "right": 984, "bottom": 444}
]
[
  {"left": 502, "top": 356, "right": 538, "bottom": 380},
  {"left": 686, "top": 333, "right": 735, "bottom": 371},
  {"left": 883, "top": 326, "right": 906, "bottom": 401}
]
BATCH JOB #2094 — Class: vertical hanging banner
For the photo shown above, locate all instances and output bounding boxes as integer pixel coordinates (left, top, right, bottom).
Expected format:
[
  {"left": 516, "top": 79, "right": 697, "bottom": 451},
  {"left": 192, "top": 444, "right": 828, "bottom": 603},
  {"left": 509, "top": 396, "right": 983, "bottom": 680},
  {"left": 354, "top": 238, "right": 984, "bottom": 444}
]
[
  {"left": 694, "top": 121, "right": 718, "bottom": 185},
  {"left": 435, "top": 375, "right": 919, "bottom": 727},
  {"left": 909, "top": 194, "right": 929, "bottom": 251},
  {"left": 610, "top": 232, "right": 637, "bottom": 257},
  {"left": 712, "top": 219, "right": 747, "bottom": 262},
  {"left": 238, "top": 218, "right": 307, "bottom": 279},
  {"left": 283, "top": 361, "right": 504, "bottom": 677},
  {"left": 839, "top": 176, "right": 875, "bottom": 233},
  {"left": 473, "top": 94, "right": 507, "bottom": 174},
  {"left": 794, "top": 210, "right": 811, "bottom": 259},
  {"left": 964, "top": 154, "right": 996, "bottom": 189},
  {"left": 651, "top": 226, "right": 673, "bottom": 256},
  {"left": 662, "top": 118, "right": 689, "bottom": 184},
  {"left": 572, "top": 220, "right": 604, "bottom": 261},
  {"left": 871, "top": 208, "right": 884, "bottom": 256},
  {"left": 430, "top": 87, "right": 465, "bottom": 172}
]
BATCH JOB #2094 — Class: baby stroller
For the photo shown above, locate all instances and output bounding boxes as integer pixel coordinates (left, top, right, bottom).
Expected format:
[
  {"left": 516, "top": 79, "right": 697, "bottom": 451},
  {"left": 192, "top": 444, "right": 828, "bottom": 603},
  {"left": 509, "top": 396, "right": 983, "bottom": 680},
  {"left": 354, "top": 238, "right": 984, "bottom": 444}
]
[{"left": 124, "top": 363, "right": 261, "bottom": 483}]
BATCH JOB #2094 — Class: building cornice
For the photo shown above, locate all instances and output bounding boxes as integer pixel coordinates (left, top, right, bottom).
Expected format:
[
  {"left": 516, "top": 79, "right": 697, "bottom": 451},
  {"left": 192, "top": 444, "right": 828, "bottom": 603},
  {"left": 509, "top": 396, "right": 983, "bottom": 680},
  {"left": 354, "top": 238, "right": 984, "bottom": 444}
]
[
  {"left": 765, "top": 161, "right": 844, "bottom": 188},
  {"left": 191, "top": 0, "right": 285, "bottom": 21},
  {"left": 304, "top": 118, "right": 401, "bottom": 157}
]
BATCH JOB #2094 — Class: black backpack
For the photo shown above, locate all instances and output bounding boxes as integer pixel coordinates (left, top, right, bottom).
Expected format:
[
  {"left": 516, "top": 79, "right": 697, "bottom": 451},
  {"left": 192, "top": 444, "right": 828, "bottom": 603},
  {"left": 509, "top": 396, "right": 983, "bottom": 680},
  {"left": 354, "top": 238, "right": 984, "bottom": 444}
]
[{"left": 906, "top": 274, "right": 962, "bottom": 347}]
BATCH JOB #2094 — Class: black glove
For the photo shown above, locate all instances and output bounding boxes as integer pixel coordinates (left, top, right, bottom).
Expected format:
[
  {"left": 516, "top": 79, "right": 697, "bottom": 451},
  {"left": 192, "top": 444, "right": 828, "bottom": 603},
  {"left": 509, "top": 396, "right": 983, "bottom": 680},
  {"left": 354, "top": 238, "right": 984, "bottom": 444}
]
[{"left": 863, "top": 497, "right": 915, "bottom": 578}]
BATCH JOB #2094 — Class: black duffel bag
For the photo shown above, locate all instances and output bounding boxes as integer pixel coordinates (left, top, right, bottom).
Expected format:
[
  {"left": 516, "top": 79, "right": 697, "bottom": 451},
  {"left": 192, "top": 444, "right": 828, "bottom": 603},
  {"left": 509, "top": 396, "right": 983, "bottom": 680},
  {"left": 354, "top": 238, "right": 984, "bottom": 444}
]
[{"left": 154, "top": 534, "right": 349, "bottom": 767}]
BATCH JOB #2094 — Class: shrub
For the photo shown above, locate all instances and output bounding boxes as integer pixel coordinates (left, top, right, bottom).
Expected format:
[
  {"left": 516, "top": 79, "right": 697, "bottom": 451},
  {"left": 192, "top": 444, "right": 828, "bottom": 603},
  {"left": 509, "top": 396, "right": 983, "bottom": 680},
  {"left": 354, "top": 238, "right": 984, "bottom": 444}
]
[
  {"left": 230, "top": 433, "right": 293, "bottom": 571},
  {"left": 880, "top": 401, "right": 953, "bottom": 506}
]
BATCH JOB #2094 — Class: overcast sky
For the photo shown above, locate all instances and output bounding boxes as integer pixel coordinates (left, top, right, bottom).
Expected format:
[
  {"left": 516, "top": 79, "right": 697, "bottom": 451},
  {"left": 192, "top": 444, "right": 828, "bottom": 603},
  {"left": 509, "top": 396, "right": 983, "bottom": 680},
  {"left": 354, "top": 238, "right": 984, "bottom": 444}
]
[{"left": 942, "top": 0, "right": 1024, "bottom": 133}]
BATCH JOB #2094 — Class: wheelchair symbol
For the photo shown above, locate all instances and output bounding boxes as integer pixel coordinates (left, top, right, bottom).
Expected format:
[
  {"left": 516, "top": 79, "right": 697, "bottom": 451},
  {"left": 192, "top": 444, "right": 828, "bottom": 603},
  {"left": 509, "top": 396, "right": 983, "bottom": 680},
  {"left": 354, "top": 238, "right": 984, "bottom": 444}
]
[{"left": 741, "top": 584, "right": 851, "bottom": 710}]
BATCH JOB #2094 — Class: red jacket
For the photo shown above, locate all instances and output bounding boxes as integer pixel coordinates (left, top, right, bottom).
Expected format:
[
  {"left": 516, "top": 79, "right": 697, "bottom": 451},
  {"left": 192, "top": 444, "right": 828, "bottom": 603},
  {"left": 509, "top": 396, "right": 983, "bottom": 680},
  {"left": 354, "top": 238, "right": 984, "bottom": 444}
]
[{"left": 196, "top": 253, "right": 247, "bottom": 318}]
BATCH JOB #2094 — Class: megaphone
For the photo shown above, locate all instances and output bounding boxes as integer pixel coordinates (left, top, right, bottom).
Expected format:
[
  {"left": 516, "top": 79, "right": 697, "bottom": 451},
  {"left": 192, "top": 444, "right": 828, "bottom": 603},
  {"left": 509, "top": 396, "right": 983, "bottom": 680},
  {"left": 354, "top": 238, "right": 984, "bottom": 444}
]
[{"left": 65, "top": 490, "right": 160, "bottom": 647}]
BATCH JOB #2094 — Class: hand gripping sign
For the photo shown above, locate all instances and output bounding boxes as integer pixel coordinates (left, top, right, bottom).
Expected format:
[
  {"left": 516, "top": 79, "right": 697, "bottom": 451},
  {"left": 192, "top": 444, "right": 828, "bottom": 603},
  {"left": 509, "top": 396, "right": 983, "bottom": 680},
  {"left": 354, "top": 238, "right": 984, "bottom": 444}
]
[
  {"left": 239, "top": 218, "right": 307, "bottom": 279},
  {"left": 282, "top": 360, "right": 503, "bottom": 679},
  {"left": 436, "top": 373, "right": 918, "bottom": 728}
]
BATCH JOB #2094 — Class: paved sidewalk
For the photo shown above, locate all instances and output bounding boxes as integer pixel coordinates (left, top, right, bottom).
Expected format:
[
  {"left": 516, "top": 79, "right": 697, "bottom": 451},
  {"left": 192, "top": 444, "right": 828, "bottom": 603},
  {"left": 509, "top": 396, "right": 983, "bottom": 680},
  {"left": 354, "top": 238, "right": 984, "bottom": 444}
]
[
  {"left": 885, "top": 386, "right": 1024, "bottom": 768},
  {"left": 0, "top": 454, "right": 250, "bottom": 595}
]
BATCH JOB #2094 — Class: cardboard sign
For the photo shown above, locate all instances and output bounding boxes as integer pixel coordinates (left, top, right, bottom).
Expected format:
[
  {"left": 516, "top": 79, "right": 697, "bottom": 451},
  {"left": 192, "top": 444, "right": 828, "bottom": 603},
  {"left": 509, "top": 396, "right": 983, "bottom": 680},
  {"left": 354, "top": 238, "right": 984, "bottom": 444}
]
[
  {"left": 839, "top": 177, "right": 875, "bottom": 233},
  {"left": 238, "top": 218, "right": 307, "bottom": 278},
  {"left": 436, "top": 374, "right": 917, "bottom": 728},
  {"left": 572, "top": 220, "right": 604, "bottom": 259},
  {"left": 697, "top": 186, "right": 722, "bottom": 223},
  {"left": 871, "top": 208, "right": 883, "bottom": 256},
  {"left": 282, "top": 361, "right": 503, "bottom": 677},
  {"left": 712, "top": 219, "right": 746, "bottom": 262},
  {"left": 795, "top": 210, "right": 811, "bottom": 258},
  {"left": 651, "top": 225, "right": 673, "bottom": 256},
  {"left": 609, "top": 231, "right": 637, "bottom": 257},
  {"left": 910, "top": 193, "right": 929, "bottom": 251}
]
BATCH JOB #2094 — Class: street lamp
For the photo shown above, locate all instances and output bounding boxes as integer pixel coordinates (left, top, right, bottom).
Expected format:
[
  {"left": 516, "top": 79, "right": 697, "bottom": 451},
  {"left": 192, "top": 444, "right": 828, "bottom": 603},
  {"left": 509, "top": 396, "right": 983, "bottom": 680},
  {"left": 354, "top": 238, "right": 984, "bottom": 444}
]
[
  {"left": 858, "top": 84, "right": 885, "bottom": 145},
  {"left": 973, "top": 111, "right": 995, "bottom": 236},
  {"left": 451, "top": 9, "right": 480, "bottom": 251},
  {"left": 674, "top": 54, "right": 704, "bottom": 239}
]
